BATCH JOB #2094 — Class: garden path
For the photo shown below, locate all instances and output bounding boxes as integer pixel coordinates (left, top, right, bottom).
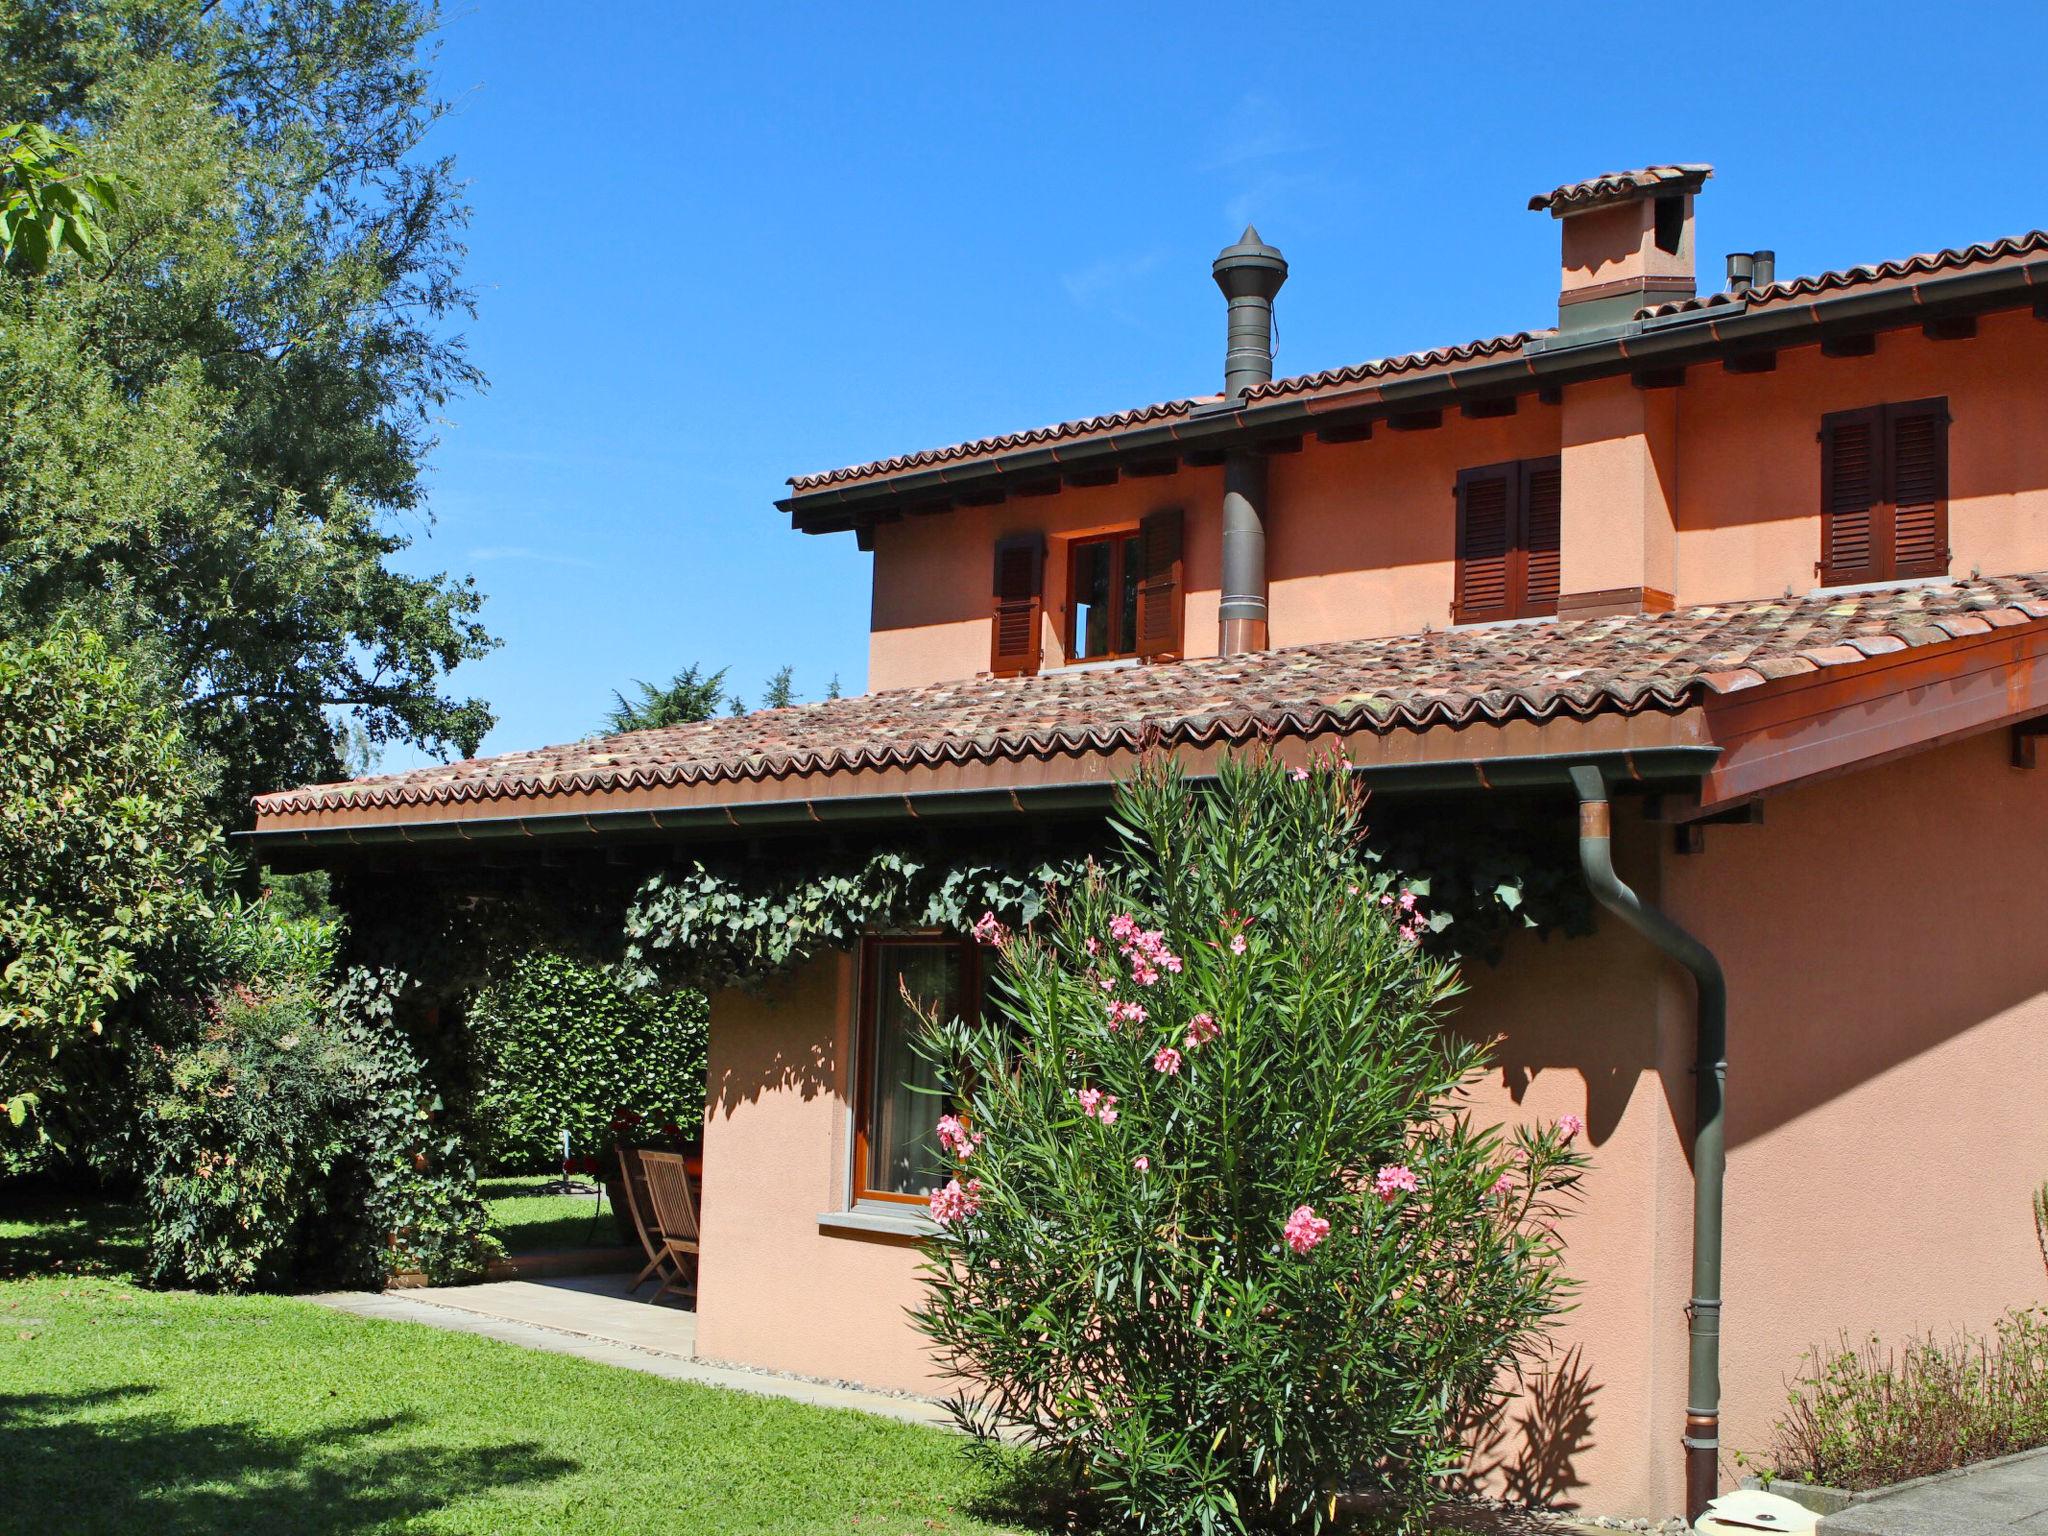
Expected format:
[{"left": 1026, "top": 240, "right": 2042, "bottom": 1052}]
[
  {"left": 1817, "top": 1446, "right": 2048, "bottom": 1535},
  {"left": 309, "top": 1273, "right": 954, "bottom": 1430}
]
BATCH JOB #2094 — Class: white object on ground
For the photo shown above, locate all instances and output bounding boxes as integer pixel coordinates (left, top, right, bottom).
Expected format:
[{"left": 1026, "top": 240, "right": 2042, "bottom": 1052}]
[{"left": 1694, "top": 1487, "right": 1821, "bottom": 1534}]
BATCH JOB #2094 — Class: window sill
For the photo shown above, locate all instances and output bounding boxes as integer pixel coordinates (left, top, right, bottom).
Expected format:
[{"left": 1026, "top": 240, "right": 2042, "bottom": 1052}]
[
  {"left": 1048, "top": 655, "right": 1141, "bottom": 675},
  {"left": 1808, "top": 574, "right": 1954, "bottom": 599},
  {"left": 817, "top": 1205, "right": 936, "bottom": 1240}
]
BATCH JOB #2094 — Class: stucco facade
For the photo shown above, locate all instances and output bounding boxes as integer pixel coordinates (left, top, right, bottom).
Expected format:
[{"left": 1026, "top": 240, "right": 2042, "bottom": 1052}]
[{"left": 692, "top": 732, "right": 2048, "bottom": 1518}]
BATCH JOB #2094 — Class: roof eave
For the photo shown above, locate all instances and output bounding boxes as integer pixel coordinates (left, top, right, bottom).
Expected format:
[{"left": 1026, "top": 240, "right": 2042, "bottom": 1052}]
[{"left": 782, "top": 255, "right": 2048, "bottom": 531}]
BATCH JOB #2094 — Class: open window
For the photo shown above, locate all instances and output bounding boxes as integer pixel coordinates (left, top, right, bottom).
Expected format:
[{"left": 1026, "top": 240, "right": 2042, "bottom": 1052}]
[
  {"left": 852, "top": 936, "right": 978, "bottom": 1207},
  {"left": 1454, "top": 457, "right": 1561, "bottom": 624},
  {"left": 1062, "top": 509, "right": 1185, "bottom": 665},
  {"left": 1820, "top": 399, "right": 1950, "bottom": 586}
]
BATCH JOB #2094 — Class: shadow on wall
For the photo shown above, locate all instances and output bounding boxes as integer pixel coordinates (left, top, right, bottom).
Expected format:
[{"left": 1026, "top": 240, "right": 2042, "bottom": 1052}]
[
  {"left": 1461, "top": 1345, "right": 1600, "bottom": 1510},
  {"left": 707, "top": 969, "right": 841, "bottom": 1121},
  {"left": 0, "top": 1387, "right": 575, "bottom": 1536}
]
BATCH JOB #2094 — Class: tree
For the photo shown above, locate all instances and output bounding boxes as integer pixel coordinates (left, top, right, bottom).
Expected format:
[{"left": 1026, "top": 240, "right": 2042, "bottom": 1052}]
[
  {"left": 761, "top": 665, "right": 796, "bottom": 710},
  {"left": 0, "top": 119, "right": 118, "bottom": 274},
  {"left": 915, "top": 755, "right": 1589, "bottom": 1532},
  {"left": 0, "top": 1, "right": 495, "bottom": 825},
  {"left": 602, "top": 664, "right": 732, "bottom": 733},
  {"left": 0, "top": 625, "right": 225, "bottom": 1139}
]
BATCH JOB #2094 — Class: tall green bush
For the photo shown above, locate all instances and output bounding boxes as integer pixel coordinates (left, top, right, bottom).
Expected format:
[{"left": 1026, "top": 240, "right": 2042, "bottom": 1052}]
[
  {"left": 915, "top": 756, "right": 1588, "bottom": 1533},
  {"left": 0, "top": 625, "right": 224, "bottom": 1141},
  {"left": 468, "top": 952, "right": 708, "bottom": 1172}
]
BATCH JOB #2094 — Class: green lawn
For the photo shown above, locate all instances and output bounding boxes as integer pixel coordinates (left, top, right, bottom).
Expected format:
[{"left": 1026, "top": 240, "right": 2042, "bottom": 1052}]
[
  {"left": 0, "top": 1193, "right": 1030, "bottom": 1535},
  {"left": 480, "top": 1175, "right": 620, "bottom": 1254}
]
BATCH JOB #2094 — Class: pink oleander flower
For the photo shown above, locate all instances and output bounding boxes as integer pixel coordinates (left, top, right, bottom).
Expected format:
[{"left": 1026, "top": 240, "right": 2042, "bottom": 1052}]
[
  {"left": 1129, "top": 958, "right": 1160, "bottom": 987},
  {"left": 1107, "top": 998, "right": 1148, "bottom": 1029},
  {"left": 1184, "top": 1012, "right": 1219, "bottom": 1048},
  {"left": 1108, "top": 914, "right": 1139, "bottom": 942},
  {"left": 1083, "top": 936, "right": 1100, "bottom": 957},
  {"left": 1076, "top": 1087, "right": 1103, "bottom": 1117},
  {"left": 1491, "top": 1172, "right": 1516, "bottom": 1201},
  {"left": 1133, "top": 1155, "right": 1150, "bottom": 1173},
  {"left": 1398, "top": 888, "right": 1417, "bottom": 912},
  {"left": 929, "top": 1177, "right": 983, "bottom": 1225},
  {"left": 1289, "top": 766, "right": 1310, "bottom": 781},
  {"left": 1374, "top": 1164, "right": 1420, "bottom": 1203},
  {"left": 1557, "top": 1113, "right": 1585, "bottom": 1143},
  {"left": 970, "top": 910, "right": 1007, "bottom": 946},
  {"left": 1283, "top": 1204, "right": 1330, "bottom": 1255},
  {"left": 1152, "top": 1045, "right": 1183, "bottom": 1076},
  {"left": 935, "top": 1114, "right": 983, "bottom": 1159},
  {"left": 1229, "top": 933, "right": 1247, "bottom": 956},
  {"left": 1096, "top": 1098, "right": 1119, "bottom": 1126}
]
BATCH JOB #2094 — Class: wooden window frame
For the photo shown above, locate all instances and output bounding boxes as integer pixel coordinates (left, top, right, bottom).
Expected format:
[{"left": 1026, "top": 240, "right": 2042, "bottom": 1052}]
[
  {"left": 851, "top": 934, "right": 979, "bottom": 1208},
  {"left": 1064, "top": 529, "right": 1143, "bottom": 663},
  {"left": 1453, "top": 455, "right": 1561, "bottom": 625},
  {"left": 1819, "top": 397, "right": 1951, "bottom": 587}
]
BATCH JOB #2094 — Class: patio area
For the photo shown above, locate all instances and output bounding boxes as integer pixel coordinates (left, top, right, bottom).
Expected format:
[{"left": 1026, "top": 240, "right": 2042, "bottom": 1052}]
[{"left": 311, "top": 1273, "right": 954, "bottom": 1429}]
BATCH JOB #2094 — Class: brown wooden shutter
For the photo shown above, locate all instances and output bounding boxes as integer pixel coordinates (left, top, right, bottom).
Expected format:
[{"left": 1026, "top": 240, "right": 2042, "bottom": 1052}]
[
  {"left": 989, "top": 533, "right": 1044, "bottom": 677},
  {"left": 1820, "top": 406, "right": 1882, "bottom": 585},
  {"left": 1521, "top": 457, "right": 1562, "bottom": 617},
  {"left": 1885, "top": 398, "right": 1950, "bottom": 578},
  {"left": 1454, "top": 465, "right": 1517, "bottom": 624},
  {"left": 1134, "top": 508, "right": 1184, "bottom": 661}
]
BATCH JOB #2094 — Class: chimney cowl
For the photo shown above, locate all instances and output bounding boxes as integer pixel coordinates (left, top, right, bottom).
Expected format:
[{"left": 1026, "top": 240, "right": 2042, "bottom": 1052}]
[
  {"left": 1726, "top": 252, "right": 1754, "bottom": 294},
  {"left": 1212, "top": 225, "right": 1288, "bottom": 397}
]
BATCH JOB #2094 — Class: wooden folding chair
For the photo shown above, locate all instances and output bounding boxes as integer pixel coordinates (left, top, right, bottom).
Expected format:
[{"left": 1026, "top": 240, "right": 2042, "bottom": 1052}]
[
  {"left": 618, "top": 1147, "right": 680, "bottom": 1295},
  {"left": 636, "top": 1149, "right": 701, "bottom": 1306}
]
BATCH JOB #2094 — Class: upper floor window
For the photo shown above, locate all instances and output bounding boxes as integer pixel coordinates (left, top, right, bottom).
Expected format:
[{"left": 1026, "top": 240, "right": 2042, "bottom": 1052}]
[
  {"left": 854, "top": 936, "right": 977, "bottom": 1206},
  {"left": 1820, "top": 399, "right": 1950, "bottom": 587},
  {"left": 1454, "top": 456, "right": 1561, "bottom": 625},
  {"left": 989, "top": 509, "right": 1184, "bottom": 676}
]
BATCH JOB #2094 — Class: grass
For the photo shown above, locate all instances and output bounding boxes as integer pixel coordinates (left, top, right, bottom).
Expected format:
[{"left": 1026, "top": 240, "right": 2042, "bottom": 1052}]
[
  {"left": 0, "top": 1190, "right": 1030, "bottom": 1535},
  {"left": 480, "top": 1176, "right": 619, "bottom": 1254}
]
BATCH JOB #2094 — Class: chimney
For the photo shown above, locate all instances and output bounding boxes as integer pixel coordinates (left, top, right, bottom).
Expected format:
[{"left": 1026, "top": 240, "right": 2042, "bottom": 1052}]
[
  {"left": 1212, "top": 225, "right": 1289, "bottom": 397},
  {"left": 1725, "top": 248, "right": 1775, "bottom": 297},
  {"left": 1212, "top": 227, "right": 1288, "bottom": 655},
  {"left": 1528, "top": 164, "right": 1712, "bottom": 334}
]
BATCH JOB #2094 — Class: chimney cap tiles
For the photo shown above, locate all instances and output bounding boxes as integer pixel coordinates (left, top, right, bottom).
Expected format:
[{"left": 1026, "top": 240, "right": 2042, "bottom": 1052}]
[{"left": 1529, "top": 164, "right": 1713, "bottom": 218}]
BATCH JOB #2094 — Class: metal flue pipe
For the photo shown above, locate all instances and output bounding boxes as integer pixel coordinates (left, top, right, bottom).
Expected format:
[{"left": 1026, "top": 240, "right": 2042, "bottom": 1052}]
[
  {"left": 1212, "top": 226, "right": 1288, "bottom": 654},
  {"left": 1569, "top": 765, "right": 1728, "bottom": 1525}
]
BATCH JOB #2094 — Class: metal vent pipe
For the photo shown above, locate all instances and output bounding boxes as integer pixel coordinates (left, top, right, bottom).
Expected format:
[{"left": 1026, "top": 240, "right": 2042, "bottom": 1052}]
[{"left": 1212, "top": 227, "right": 1288, "bottom": 655}]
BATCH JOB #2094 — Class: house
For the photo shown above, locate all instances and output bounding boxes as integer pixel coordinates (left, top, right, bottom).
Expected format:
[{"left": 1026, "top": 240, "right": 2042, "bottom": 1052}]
[{"left": 249, "top": 165, "right": 2048, "bottom": 1523}]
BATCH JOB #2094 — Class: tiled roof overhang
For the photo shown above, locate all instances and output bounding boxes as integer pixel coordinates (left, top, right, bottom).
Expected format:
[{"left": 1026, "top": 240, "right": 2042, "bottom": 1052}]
[
  {"left": 249, "top": 576, "right": 2048, "bottom": 853},
  {"left": 780, "top": 230, "right": 2048, "bottom": 534}
]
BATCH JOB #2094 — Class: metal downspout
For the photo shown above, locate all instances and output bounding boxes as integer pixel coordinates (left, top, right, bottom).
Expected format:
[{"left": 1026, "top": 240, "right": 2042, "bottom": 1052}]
[{"left": 1568, "top": 764, "right": 1727, "bottom": 1525}]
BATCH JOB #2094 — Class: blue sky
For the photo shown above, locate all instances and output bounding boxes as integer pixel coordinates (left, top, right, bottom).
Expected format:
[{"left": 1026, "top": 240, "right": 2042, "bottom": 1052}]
[{"left": 391, "top": 1, "right": 2047, "bottom": 769}]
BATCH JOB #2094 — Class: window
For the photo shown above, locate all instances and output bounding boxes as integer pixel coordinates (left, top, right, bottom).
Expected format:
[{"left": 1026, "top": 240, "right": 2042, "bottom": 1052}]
[
  {"left": 1454, "top": 456, "right": 1561, "bottom": 624},
  {"left": 853, "top": 937, "right": 977, "bottom": 1205},
  {"left": 987, "top": 509, "right": 1183, "bottom": 676},
  {"left": 1068, "top": 532, "right": 1143, "bottom": 660},
  {"left": 1820, "top": 399, "right": 1950, "bottom": 586}
]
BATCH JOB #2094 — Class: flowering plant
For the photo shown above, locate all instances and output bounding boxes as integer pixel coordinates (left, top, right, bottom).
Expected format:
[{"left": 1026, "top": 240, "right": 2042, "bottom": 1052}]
[{"left": 914, "top": 754, "right": 1588, "bottom": 1532}]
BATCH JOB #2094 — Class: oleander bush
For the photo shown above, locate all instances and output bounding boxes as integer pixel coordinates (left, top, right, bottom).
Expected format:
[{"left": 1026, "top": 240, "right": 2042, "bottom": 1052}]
[
  {"left": 1759, "top": 1310, "right": 2048, "bottom": 1491},
  {"left": 468, "top": 951, "right": 709, "bottom": 1173},
  {"left": 914, "top": 754, "right": 1590, "bottom": 1534}
]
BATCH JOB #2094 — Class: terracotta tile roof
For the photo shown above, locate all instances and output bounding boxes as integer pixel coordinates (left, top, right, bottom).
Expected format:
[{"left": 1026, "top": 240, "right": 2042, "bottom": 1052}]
[
  {"left": 1641, "top": 229, "right": 2048, "bottom": 319},
  {"left": 1241, "top": 330, "right": 1539, "bottom": 401},
  {"left": 255, "top": 574, "right": 2048, "bottom": 821},
  {"left": 786, "top": 398, "right": 1207, "bottom": 492},
  {"left": 1527, "top": 164, "right": 1712, "bottom": 215}
]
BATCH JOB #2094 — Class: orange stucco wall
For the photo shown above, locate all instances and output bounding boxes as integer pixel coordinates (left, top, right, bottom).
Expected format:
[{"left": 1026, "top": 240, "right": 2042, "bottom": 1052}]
[
  {"left": 694, "top": 731, "right": 2048, "bottom": 1520},
  {"left": 863, "top": 309, "right": 2048, "bottom": 695}
]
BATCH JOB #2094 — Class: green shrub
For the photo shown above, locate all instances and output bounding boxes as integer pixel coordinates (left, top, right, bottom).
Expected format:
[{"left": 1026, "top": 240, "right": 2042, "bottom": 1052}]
[
  {"left": 915, "top": 756, "right": 1588, "bottom": 1533},
  {"left": 1758, "top": 1311, "right": 2048, "bottom": 1491},
  {"left": 468, "top": 952, "right": 707, "bottom": 1173},
  {"left": 0, "top": 626, "right": 225, "bottom": 1140}
]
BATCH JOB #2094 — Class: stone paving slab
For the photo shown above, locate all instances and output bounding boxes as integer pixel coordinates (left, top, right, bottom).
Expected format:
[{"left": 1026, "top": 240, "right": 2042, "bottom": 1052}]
[
  {"left": 307, "top": 1276, "right": 955, "bottom": 1431},
  {"left": 1819, "top": 1446, "right": 2048, "bottom": 1534}
]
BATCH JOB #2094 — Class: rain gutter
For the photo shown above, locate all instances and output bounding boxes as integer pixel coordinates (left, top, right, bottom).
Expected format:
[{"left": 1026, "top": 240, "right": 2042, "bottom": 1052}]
[
  {"left": 1570, "top": 763, "right": 1727, "bottom": 1525},
  {"left": 239, "top": 745, "right": 1720, "bottom": 853}
]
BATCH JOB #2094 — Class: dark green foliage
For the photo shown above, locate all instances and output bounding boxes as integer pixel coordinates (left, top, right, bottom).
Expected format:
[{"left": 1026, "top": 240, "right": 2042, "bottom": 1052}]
[
  {"left": 0, "top": 119, "right": 119, "bottom": 273},
  {"left": 602, "top": 664, "right": 734, "bottom": 734},
  {"left": 914, "top": 757, "right": 1588, "bottom": 1533},
  {"left": 760, "top": 665, "right": 796, "bottom": 710},
  {"left": 138, "top": 918, "right": 500, "bottom": 1291},
  {"left": 0, "top": 626, "right": 224, "bottom": 1137},
  {"left": 1758, "top": 1311, "right": 2048, "bottom": 1491},
  {"left": 468, "top": 952, "right": 708, "bottom": 1174},
  {"left": 0, "top": 0, "right": 495, "bottom": 825}
]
